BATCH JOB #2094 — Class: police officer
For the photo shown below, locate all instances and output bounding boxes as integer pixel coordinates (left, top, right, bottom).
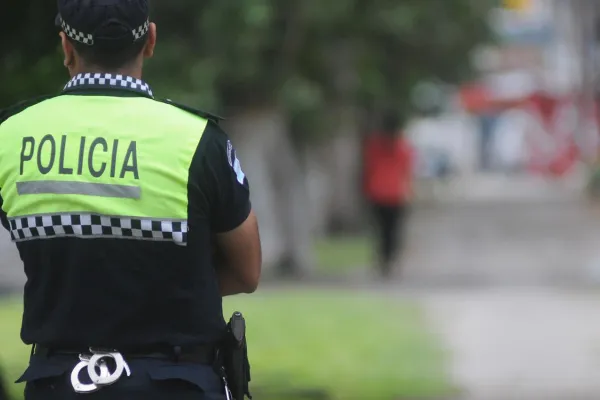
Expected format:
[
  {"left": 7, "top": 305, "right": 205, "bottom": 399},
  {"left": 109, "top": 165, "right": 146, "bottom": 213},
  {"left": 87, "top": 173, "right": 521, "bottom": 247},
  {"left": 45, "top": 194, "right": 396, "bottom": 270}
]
[{"left": 0, "top": 0, "right": 262, "bottom": 399}]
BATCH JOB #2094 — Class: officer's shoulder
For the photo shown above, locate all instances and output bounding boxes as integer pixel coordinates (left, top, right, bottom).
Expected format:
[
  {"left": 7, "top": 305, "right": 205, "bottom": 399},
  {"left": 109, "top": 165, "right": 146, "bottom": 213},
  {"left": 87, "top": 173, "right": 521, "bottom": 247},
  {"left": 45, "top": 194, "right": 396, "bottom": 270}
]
[
  {"left": 0, "top": 95, "right": 56, "bottom": 125},
  {"left": 158, "top": 99, "right": 224, "bottom": 125}
]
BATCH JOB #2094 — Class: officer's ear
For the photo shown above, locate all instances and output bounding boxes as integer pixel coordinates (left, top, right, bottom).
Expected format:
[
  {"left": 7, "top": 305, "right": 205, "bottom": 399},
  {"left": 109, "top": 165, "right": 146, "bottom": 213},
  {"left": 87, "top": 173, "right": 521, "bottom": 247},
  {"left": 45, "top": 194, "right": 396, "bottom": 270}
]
[
  {"left": 143, "top": 22, "right": 157, "bottom": 59},
  {"left": 59, "top": 32, "right": 75, "bottom": 68}
]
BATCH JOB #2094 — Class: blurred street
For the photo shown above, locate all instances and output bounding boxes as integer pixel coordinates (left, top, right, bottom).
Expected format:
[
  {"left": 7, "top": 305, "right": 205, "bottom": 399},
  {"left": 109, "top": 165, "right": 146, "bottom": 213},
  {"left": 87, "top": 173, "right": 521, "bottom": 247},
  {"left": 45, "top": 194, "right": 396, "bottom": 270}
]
[
  {"left": 407, "top": 173, "right": 600, "bottom": 399},
  {"left": 403, "top": 172, "right": 599, "bottom": 287}
]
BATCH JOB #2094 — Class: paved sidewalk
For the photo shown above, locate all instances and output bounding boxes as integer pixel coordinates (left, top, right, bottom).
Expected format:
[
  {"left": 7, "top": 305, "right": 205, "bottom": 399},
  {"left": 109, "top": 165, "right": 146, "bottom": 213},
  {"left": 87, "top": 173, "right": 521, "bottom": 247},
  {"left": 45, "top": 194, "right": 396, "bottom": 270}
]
[{"left": 421, "top": 287, "right": 600, "bottom": 400}]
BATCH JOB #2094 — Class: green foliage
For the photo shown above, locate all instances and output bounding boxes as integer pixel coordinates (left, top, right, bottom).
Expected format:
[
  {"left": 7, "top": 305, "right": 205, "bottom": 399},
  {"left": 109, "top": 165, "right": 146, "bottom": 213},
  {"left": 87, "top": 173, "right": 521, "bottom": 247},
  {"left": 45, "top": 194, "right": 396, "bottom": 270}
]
[
  {"left": 0, "top": 2, "right": 64, "bottom": 108},
  {"left": 2, "top": 1, "right": 495, "bottom": 135},
  {"left": 1, "top": 292, "right": 453, "bottom": 400}
]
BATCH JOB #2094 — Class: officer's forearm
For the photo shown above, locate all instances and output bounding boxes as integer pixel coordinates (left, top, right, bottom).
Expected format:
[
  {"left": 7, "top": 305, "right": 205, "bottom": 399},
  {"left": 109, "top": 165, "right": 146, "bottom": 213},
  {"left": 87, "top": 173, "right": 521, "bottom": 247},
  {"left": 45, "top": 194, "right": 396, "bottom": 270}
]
[{"left": 216, "top": 267, "right": 250, "bottom": 297}]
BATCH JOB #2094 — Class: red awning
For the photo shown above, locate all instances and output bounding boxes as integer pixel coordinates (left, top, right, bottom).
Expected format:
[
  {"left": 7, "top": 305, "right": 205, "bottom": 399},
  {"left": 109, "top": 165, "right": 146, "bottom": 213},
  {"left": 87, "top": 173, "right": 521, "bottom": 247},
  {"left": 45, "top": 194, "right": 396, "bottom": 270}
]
[{"left": 459, "top": 82, "right": 530, "bottom": 114}]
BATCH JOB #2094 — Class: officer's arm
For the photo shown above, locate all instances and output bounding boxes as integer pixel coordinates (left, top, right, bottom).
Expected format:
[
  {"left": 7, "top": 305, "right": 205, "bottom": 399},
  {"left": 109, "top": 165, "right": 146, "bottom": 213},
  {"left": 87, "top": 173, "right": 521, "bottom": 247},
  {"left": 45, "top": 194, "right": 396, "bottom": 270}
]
[
  {"left": 215, "top": 210, "right": 261, "bottom": 296},
  {"left": 193, "top": 121, "right": 262, "bottom": 296}
]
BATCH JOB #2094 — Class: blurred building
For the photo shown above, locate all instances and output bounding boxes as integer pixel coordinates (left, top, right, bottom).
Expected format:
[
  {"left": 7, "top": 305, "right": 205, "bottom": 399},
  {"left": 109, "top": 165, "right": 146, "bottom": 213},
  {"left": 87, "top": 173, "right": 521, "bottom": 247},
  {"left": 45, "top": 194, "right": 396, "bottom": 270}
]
[{"left": 412, "top": 0, "right": 600, "bottom": 178}]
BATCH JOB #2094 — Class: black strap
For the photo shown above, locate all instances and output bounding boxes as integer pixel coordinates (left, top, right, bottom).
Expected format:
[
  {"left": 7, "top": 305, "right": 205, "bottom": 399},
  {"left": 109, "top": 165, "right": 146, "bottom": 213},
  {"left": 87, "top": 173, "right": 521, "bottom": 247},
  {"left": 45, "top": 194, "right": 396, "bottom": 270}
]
[
  {"left": 33, "top": 344, "right": 216, "bottom": 365},
  {"left": 159, "top": 99, "right": 224, "bottom": 124}
]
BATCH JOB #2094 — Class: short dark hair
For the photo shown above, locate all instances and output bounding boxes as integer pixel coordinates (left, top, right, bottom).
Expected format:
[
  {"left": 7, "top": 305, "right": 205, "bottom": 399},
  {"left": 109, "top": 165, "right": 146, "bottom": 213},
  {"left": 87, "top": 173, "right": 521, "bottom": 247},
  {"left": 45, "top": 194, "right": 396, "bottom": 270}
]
[{"left": 70, "top": 36, "right": 148, "bottom": 70}]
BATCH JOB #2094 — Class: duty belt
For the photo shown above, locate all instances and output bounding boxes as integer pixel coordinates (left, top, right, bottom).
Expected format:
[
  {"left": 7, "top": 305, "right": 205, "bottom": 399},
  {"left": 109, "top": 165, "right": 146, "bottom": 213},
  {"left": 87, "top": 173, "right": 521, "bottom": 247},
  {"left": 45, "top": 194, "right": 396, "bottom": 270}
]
[{"left": 33, "top": 344, "right": 217, "bottom": 394}]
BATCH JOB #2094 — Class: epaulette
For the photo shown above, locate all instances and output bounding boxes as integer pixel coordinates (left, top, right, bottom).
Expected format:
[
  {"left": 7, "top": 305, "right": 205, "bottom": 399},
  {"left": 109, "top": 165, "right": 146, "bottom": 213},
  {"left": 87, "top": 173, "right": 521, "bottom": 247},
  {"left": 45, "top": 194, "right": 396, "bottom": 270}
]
[
  {"left": 160, "top": 99, "right": 224, "bottom": 124},
  {"left": 0, "top": 95, "right": 56, "bottom": 125}
]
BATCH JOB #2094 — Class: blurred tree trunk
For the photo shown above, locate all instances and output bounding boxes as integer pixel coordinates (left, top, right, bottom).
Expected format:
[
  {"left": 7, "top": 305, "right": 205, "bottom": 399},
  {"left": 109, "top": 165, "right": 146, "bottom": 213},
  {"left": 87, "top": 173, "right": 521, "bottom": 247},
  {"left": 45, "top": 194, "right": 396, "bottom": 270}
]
[
  {"left": 224, "top": 108, "right": 314, "bottom": 277},
  {"left": 324, "top": 105, "right": 365, "bottom": 234},
  {"left": 322, "top": 41, "right": 366, "bottom": 234}
]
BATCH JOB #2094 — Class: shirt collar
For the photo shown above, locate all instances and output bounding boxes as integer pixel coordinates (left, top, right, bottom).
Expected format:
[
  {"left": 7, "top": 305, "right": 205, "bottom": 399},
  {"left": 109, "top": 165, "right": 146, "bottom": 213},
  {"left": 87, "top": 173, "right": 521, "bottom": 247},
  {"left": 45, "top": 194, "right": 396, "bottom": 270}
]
[{"left": 62, "top": 73, "right": 154, "bottom": 98}]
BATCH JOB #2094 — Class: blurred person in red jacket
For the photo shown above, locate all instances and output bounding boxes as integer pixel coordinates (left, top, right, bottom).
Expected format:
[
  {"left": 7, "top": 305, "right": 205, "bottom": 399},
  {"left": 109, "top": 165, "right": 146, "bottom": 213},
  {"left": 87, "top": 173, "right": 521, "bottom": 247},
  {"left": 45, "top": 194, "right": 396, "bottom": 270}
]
[{"left": 363, "top": 111, "right": 415, "bottom": 278}]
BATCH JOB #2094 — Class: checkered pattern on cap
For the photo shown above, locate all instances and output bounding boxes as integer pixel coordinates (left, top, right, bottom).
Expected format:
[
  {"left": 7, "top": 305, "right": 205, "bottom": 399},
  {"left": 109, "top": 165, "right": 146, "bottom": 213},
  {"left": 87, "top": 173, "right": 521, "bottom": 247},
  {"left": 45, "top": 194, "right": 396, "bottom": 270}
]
[
  {"left": 8, "top": 213, "right": 188, "bottom": 246},
  {"left": 60, "top": 16, "right": 94, "bottom": 45},
  {"left": 63, "top": 73, "right": 154, "bottom": 98},
  {"left": 58, "top": 14, "right": 150, "bottom": 46},
  {"left": 132, "top": 20, "right": 150, "bottom": 41}
]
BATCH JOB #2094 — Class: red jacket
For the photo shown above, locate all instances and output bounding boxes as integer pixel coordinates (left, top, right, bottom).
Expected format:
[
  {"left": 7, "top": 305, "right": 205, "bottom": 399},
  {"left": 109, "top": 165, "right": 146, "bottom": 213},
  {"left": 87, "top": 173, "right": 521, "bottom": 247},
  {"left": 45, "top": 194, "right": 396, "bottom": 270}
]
[{"left": 363, "top": 133, "right": 414, "bottom": 205}]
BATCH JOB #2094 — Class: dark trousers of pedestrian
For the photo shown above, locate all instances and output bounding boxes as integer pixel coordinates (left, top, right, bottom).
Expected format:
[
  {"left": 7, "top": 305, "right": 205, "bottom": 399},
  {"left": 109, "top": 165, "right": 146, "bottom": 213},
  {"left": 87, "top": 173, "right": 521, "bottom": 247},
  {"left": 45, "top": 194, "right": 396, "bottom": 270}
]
[
  {"left": 19, "top": 353, "right": 226, "bottom": 400},
  {"left": 372, "top": 203, "right": 407, "bottom": 277}
]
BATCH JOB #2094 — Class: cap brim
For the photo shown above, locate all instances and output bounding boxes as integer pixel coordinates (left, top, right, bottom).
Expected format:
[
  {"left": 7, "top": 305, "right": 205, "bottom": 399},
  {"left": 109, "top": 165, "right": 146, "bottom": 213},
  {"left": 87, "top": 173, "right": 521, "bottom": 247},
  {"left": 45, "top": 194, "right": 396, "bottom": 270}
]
[{"left": 55, "top": 14, "right": 62, "bottom": 28}]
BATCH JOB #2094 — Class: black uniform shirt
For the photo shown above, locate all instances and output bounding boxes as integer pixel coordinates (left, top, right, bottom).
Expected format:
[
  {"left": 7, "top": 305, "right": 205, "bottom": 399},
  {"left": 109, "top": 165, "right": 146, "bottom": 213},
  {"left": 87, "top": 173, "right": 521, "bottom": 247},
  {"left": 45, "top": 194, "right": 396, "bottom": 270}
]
[{"left": 0, "top": 77, "right": 251, "bottom": 350}]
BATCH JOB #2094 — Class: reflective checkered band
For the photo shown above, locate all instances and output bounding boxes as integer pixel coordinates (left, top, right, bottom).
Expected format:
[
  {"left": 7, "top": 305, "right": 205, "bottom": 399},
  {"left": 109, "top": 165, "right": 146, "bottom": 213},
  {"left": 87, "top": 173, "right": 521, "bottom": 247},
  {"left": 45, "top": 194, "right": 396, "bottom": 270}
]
[
  {"left": 64, "top": 73, "right": 154, "bottom": 97},
  {"left": 132, "top": 20, "right": 150, "bottom": 41},
  {"left": 58, "top": 16, "right": 150, "bottom": 46},
  {"left": 60, "top": 17, "right": 94, "bottom": 45},
  {"left": 8, "top": 213, "right": 188, "bottom": 246}
]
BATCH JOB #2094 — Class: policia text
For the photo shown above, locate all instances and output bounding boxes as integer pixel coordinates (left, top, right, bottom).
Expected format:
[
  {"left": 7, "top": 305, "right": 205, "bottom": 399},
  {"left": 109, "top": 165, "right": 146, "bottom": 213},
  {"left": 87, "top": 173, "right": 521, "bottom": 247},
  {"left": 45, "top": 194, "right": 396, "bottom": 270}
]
[{"left": 20, "top": 135, "right": 139, "bottom": 179}]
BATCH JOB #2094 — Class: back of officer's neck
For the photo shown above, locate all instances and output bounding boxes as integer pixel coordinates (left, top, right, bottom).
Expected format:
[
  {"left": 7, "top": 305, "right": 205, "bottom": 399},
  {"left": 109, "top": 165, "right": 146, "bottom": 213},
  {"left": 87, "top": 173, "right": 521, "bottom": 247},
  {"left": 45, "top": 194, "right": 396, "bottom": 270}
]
[{"left": 72, "top": 64, "right": 143, "bottom": 80}]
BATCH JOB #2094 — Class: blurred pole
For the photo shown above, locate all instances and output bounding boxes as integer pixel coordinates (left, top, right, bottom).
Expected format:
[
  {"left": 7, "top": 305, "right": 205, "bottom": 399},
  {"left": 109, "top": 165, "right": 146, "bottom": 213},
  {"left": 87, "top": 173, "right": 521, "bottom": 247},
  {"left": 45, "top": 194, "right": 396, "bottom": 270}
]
[
  {"left": 574, "top": 0, "right": 599, "bottom": 162},
  {"left": 571, "top": 0, "right": 600, "bottom": 198},
  {"left": 588, "top": 0, "right": 600, "bottom": 198},
  {"left": 592, "top": 0, "right": 600, "bottom": 163}
]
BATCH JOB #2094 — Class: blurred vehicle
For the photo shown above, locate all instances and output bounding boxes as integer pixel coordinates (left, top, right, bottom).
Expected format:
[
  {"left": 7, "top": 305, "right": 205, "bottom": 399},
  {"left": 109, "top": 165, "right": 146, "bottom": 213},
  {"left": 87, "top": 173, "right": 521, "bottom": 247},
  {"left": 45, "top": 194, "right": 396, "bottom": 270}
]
[
  {"left": 407, "top": 107, "right": 478, "bottom": 179},
  {"left": 414, "top": 146, "right": 454, "bottom": 179},
  {"left": 488, "top": 108, "right": 529, "bottom": 172}
]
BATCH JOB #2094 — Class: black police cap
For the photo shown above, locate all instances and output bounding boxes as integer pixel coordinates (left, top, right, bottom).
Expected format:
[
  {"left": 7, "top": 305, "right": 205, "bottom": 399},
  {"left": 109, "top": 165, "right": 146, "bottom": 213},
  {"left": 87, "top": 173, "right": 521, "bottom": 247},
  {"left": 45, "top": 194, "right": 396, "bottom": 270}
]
[{"left": 55, "top": 0, "right": 150, "bottom": 49}]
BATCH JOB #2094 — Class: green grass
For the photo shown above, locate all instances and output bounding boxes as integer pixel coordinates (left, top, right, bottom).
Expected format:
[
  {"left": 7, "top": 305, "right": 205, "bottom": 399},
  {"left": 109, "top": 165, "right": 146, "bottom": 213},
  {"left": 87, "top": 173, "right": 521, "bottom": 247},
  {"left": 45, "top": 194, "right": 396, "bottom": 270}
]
[
  {"left": 0, "top": 290, "right": 453, "bottom": 400},
  {"left": 314, "top": 235, "right": 372, "bottom": 274}
]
